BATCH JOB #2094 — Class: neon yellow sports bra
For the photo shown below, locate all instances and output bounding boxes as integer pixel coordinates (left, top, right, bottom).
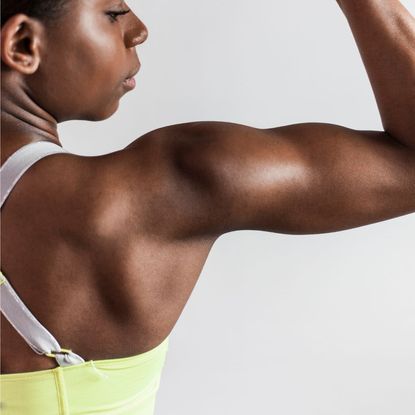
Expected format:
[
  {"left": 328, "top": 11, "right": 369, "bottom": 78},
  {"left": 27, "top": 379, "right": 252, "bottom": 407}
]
[
  {"left": 0, "top": 142, "right": 169, "bottom": 415},
  {"left": 0, "top": 332, "right": 169, "bottom": 415}
]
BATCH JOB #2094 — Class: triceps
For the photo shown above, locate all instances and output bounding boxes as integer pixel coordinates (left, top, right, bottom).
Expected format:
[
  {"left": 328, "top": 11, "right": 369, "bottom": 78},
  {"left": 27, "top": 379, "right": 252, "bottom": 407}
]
[
  {"left": 255, "top": 123, "right": 415, "bottom": 234},
  {"left": 164, "top": 122, "right": 415, "bottom": 238}
]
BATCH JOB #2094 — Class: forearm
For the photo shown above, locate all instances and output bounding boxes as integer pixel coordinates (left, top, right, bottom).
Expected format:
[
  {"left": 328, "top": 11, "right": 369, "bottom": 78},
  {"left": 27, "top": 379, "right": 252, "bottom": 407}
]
[{"left": 337, "top": 0, "right": 415, "bottom": 149}]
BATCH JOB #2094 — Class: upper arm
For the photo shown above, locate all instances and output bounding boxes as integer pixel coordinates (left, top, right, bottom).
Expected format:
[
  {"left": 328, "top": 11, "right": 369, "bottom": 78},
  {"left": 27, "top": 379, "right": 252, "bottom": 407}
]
[{"left": 162, "top": 121, "right": 415, "bottom": 238}]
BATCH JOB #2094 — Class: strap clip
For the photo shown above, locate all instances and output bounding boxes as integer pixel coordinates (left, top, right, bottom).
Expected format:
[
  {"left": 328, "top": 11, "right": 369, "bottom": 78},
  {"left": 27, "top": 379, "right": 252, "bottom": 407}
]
[{"left": 45, "top": 348, "right": 73, "bottom": 358}]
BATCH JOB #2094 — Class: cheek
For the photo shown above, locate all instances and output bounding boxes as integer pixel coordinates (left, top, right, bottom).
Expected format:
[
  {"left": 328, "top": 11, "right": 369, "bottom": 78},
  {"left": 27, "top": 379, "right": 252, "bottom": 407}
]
[
  {"left": 70, "top": 27, "right": 125, "bottom": 98},
  {"left": 35, "top": 20, "right": 126, "bottom": 120},
  {"left": 76, "top": 43, "right": 123, "bottom": 100}
]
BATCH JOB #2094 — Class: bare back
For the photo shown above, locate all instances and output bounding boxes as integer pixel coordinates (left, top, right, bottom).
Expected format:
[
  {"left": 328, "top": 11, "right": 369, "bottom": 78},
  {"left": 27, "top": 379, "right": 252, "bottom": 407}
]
[{"left": 0, "top": 136, "right": 216, "bottom": 374}]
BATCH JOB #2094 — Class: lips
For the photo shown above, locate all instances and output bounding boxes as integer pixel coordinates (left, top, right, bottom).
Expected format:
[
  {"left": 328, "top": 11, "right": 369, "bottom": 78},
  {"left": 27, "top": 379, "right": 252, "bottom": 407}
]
[
  {"left": 122, "top": 63, "right": 140, "bottom": 90},
  {"left": 126, "top": 63, "right": 141, "bottom": 80},
  {"left": 123, "top": 77, "right": 136, "bottom": 90}
]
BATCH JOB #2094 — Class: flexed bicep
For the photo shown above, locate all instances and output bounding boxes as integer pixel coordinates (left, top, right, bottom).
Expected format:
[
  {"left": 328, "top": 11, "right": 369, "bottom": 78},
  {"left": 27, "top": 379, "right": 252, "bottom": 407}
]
[{"left": 166, "top": 122, "right": 415, "bottom": 238}]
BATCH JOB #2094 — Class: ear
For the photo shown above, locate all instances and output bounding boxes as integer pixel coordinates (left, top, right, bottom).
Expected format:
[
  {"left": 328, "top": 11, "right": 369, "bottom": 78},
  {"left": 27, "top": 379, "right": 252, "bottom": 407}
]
[{"left": 1, "top": 14, "right": 44, "bottom": 74}]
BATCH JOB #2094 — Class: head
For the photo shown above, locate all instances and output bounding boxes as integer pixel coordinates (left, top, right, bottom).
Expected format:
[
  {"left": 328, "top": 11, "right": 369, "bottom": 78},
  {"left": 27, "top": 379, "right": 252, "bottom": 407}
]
[{"left": 1, "top": 0, "right": 148, "bottom": 122}]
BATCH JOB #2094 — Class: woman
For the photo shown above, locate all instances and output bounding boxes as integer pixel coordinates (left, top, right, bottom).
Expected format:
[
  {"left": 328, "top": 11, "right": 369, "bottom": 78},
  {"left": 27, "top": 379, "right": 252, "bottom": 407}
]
[{"left": 1, "top": 0, "right": 414, "bottom": 414}]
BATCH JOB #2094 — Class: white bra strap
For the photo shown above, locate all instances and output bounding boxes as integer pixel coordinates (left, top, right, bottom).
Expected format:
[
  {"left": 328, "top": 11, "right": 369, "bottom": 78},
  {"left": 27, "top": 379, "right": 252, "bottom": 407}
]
[
  {"left": 1, "top": 141, "right": 69, "bottom": 208},
  {"left": 0, "top": 271, "right": 85, "bottom": 366},
  {"left": 0, "top": 141, "right": 85, "bottom": 367}
]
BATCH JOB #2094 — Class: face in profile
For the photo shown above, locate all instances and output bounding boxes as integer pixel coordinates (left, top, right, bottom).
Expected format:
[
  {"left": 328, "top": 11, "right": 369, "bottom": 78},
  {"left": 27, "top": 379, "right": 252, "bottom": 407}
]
[{"left": 1, "top": 0, "right": 148, "bottom": 123}]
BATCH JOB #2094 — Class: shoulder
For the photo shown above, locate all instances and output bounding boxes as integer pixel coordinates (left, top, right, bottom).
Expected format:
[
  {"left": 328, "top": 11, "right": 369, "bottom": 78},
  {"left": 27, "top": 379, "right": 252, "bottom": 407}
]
[
  {"left": 72, "top": 121, "right": 281, "bottom": 242},
  {"left": 74, "top": 123, "right": 219, "bottom": 242}
]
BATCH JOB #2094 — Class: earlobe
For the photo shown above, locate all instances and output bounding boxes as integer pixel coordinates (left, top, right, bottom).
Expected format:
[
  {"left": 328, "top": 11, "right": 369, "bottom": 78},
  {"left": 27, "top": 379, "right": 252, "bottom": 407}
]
[{"left": 0, "top": 14, "right": 41, "bottom": 74}]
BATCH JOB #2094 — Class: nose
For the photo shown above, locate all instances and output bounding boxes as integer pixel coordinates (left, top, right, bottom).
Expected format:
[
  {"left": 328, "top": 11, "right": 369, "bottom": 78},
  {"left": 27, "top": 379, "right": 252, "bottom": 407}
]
[{"left": 125, "top": 16, "right": 148, "bottom": 48}]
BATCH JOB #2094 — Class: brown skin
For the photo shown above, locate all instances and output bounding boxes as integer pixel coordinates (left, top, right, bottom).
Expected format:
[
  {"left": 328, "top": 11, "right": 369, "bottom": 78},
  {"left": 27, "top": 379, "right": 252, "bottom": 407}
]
[{"left": 1, "top": 0, "right": 415, "bottom": 374}]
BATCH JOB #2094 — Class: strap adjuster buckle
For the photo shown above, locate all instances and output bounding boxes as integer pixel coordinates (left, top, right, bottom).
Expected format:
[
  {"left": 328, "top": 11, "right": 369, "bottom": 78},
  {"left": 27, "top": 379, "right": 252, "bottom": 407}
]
[{"left": 45, "top": 348, "right": 72, "bottom": 358}]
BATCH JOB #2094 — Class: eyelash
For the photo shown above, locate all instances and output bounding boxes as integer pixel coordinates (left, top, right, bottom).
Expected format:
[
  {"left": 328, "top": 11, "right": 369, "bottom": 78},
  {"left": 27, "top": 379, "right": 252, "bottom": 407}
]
[{"left": 106, "top": 9, "right": 131, "bottom": 23}]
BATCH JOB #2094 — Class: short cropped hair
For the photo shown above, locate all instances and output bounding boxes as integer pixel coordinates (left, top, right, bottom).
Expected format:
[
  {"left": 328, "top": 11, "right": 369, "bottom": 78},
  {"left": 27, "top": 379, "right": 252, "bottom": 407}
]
[{"left": 1, "top": 0, "right": 70, "bottom": 27}]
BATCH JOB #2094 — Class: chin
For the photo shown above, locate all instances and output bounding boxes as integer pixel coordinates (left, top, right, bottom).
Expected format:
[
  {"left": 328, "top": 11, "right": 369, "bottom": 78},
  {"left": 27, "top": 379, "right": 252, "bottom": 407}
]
[{"left": 83, "top": 101, "right": 120, "bottom": 122}]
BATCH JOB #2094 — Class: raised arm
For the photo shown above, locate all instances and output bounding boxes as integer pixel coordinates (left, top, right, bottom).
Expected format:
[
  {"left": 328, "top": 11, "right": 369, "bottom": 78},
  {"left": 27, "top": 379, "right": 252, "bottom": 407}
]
[
  {"left": 124, "top": 1, "right": 415, "bottom": 239},
  {"left": 336, "top": 0, "right": 415, "bottom": 149},
  {"left": 157, "top": 121, "right": 415, "bottom": 237}
]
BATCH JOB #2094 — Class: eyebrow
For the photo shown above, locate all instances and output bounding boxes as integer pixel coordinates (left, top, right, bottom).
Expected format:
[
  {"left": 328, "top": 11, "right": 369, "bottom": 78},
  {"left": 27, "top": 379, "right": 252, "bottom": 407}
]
[{"left": 104, "top": 0, "right": 125, "bottom": 7}]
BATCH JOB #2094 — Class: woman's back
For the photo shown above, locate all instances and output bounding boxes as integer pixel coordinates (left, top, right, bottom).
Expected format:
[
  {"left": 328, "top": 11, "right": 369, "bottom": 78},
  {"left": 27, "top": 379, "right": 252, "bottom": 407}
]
[{"left": 0, "top": 137, "right": 216, "bottom": 375}]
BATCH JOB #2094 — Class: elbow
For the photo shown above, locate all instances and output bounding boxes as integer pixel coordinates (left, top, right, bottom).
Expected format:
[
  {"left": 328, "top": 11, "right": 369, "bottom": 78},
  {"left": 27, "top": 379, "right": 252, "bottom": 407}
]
[{"left": 383, "top": 120, "right": 415, "bottom": 151}]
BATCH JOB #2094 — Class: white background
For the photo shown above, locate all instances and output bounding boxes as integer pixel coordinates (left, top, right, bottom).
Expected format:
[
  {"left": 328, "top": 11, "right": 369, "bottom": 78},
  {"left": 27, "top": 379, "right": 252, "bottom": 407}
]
[{"left": 59, "top": 1, "right": 415, "bottom": 414}]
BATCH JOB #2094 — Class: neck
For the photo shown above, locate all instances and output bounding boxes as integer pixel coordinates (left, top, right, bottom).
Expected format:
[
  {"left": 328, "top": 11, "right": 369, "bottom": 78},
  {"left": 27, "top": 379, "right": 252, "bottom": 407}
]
[{"left": 1, "top": 89, "right": 62, "bottom": 166}]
